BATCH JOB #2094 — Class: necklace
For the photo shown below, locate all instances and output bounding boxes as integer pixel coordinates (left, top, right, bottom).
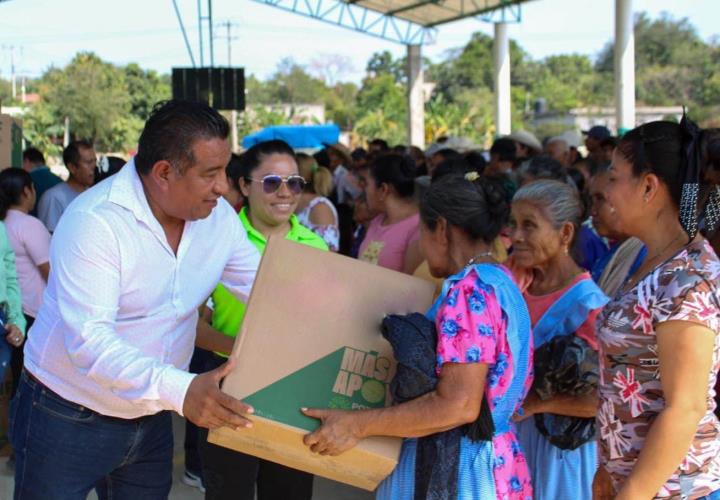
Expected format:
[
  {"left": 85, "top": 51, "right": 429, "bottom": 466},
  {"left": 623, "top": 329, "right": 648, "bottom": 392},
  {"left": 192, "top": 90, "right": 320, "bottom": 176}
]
[
  {"left": 466, "top": 251, "right": 494, "bottom": 267},
  {"left": 623, "top": 231, "right": 687, "bottom": 290}
]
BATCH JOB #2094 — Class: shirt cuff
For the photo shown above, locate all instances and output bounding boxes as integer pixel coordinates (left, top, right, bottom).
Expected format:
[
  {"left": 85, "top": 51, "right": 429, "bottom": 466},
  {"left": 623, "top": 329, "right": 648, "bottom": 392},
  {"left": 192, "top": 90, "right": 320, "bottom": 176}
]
[{"left": 158, "top": 367, "right": 197, "bottom": 416}]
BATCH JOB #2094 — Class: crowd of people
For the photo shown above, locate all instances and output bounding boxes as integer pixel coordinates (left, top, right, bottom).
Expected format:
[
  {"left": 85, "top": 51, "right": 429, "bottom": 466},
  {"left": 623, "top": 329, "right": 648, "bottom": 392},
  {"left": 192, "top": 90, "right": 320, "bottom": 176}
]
[{"left": 1, "top": 98, "right": 720, "bottom": 500}]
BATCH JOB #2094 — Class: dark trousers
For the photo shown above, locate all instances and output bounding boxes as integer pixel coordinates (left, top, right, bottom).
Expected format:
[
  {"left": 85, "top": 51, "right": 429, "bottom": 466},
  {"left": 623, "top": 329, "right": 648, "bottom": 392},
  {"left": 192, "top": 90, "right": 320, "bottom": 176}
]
[
  {"left": 199, "top": 354, "right": 314, "bottom": 500},
  {"left": 10, "top": 371, "right": 173, "bottom": 500},
  {"left": 10, "top": 314, "right": 34, "bottom": 398},
  {"left": 184, "top": 347, "right": 212, "bottom": 476}
]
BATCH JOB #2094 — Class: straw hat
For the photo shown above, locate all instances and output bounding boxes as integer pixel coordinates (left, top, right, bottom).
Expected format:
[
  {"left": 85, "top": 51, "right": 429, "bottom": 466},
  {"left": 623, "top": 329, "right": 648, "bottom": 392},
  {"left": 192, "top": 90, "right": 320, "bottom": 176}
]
[
  {"left": 325, "top": 142, "right": 353, "bottom": 167},
  {"left": 507, "top": 130, "right": 542, "bottom": 152}
]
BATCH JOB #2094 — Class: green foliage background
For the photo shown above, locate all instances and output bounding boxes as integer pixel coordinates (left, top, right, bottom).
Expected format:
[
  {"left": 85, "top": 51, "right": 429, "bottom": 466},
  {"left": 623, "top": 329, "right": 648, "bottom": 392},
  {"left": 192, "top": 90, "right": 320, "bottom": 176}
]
[{"left": 2, "top": 11, "right": 717, "bottom": 154}]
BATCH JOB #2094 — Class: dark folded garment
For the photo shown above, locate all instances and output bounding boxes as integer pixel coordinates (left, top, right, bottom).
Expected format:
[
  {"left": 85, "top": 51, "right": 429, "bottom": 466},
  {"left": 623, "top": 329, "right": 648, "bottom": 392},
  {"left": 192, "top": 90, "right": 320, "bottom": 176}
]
[
  {"left": 532, "top": 334, "right": 598, "bottom": 450},
  {"left": 381, "top": 313, "right": 495, "bottom": 500}
]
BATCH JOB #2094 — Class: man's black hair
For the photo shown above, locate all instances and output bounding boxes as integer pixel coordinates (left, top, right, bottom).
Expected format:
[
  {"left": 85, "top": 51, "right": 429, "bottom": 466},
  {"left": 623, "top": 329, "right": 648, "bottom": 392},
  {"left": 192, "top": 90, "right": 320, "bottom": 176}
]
[
  {"left": 135, "top": 100, "right": 230, "bottom": 176},
  {"left": 23, "top": 147, "right": 45, "bottom": 165},
  {"left": 63, "top": 140, "right": 94, "bottom": 168}
]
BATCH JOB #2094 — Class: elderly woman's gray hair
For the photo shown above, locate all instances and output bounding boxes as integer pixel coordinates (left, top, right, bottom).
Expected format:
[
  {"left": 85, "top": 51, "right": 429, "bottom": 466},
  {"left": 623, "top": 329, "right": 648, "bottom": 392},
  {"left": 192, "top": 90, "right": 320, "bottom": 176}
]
[{"left": 512, "top": 179, "right": 583, "bottom": 230}]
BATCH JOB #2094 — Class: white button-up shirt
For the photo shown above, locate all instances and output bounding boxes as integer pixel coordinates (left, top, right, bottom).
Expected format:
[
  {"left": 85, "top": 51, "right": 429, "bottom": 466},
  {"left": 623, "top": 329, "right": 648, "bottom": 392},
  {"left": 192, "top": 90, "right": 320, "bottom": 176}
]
[{"left": 24, "top": 160, "right": 260, "bottom": 419}]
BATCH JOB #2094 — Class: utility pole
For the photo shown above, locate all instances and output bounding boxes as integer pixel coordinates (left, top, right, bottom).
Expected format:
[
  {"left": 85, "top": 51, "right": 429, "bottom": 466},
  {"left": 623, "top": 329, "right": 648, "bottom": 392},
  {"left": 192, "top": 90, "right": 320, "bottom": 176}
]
[
  {"left": 216, "top": 20, "right": 240, "bottom": 152},
  {"left": 1, "top": 45, "right": 21, "bottom": 101},
  {"left": 217, "top": 20, "right": 238, "bottom": 66},
  {"left": 10, "top": 45, "right": 16, "bottom": 100}
]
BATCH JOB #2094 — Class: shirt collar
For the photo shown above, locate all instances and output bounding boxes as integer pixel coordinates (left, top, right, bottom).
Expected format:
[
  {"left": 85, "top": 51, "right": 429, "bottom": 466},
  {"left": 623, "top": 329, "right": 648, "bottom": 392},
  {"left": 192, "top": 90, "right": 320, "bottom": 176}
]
[
  {"left": 107, "top": 158, "right": 172, "bottom": 239},
  {"left": 239, "top": 207, "right": 305, "bottom": 244}
]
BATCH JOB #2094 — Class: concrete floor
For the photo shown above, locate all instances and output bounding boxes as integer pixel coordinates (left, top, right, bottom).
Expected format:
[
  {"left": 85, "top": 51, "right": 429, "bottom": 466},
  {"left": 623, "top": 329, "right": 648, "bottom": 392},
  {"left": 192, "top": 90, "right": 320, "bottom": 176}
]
[{"left": 0, "top": 414, "right": 374, "bottom": 500}]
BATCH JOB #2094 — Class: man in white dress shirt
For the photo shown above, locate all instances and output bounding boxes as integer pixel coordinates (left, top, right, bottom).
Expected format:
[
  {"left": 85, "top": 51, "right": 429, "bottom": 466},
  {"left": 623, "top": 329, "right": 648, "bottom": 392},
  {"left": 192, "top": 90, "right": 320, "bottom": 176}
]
[{"left": 12, "top": 100, "right": 261, "bottom": 499}]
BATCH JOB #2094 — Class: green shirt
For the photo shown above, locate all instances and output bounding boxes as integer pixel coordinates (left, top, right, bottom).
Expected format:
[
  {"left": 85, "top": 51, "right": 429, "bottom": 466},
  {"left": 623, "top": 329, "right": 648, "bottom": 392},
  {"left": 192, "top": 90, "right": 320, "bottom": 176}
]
[
  {"left": 0, "top": 222, "right": 26, "bottom": 334},
  {"left": 211, "top": 207, "right": 328, "bottom": 354}
]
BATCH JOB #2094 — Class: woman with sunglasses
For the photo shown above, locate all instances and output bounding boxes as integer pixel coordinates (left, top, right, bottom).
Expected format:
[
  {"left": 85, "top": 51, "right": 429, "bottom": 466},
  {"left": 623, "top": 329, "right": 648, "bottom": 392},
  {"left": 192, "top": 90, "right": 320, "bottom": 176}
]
[{"left": 198, "top": 140, "right": 327, "bottom": 500}]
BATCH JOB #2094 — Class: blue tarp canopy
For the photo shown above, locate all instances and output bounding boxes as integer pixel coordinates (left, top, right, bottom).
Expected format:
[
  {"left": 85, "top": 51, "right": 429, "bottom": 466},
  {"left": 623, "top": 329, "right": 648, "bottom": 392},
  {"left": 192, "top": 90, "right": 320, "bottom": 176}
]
[{"left": 242, "top": 124, "right": 340, "bottom": 149}]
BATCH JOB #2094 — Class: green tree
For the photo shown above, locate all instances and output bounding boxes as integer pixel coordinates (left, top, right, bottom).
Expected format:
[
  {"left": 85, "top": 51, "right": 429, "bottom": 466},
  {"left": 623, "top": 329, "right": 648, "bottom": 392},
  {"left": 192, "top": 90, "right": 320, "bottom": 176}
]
[
  {"left": 0, "top": 78, "right": 14, "bottom": 105},
  {"left": 236, "top": 106, "right": 293, "bottom": 139},
  {"left": 42, "top": 52, "right": 131, "bottom": 149},
  {"left": 365, "top": 51, "right": 406, "bottom": 83},
  {"left": 354, "top": 72, "right": 407, "bottom": 143},
  {"left": 21, "top": 100, "right": 64, "bottom": 157},
  {"left": 428, "top": 32, "right": 530, "bottom": 103},
  {"left": 323, "top": 82, "right": 359, "bottom": 130},
  {"left": 529, "top": 54, "right": 606, "bottom": 113},
  {"left": 124, "top": 63, "right": 171, "bottom": 121},
  {"left": 596, "top": 12, "right": 709, "bottom": 72},
  {"left": 264, "top": 58, "right": 327, "bottom": 104},
  {"left": 594, "top": 12, "right": 720, "bottom": 121}
]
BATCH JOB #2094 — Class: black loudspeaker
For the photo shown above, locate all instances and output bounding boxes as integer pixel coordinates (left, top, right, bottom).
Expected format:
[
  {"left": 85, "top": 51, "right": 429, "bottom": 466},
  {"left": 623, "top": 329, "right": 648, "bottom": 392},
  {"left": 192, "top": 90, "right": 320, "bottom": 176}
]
[{"left": 172, "top": 67, "right": 245, "bottom": 110}]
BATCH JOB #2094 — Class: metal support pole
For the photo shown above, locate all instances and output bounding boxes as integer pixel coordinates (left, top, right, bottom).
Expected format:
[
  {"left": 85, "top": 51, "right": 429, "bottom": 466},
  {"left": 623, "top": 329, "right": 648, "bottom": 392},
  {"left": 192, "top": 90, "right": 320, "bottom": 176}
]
[
  {"left": 197, "top": 0, "right": 204, "bottom": 66},
  {"left": 208, "top": 0, "right": 215, "bottom": 67},
  {"left": 226, "top": 21, "right": 233, "bottom": 66},
  {"left": 172, "top": 0, "right": 196, "bottom": 66},
  {"left": 231, "top": 110, "right": 239, "bottom": 153},
  {"left": 406, "top": 44, "right": 424, "bottom": 148},
  {"left": 615, "top": 0, "right": 635, "bottom": 133},
  {"left": 63, "top": 117, "right": 70, "bottom": 148},
  {"left": 493, "top": 22, "right": 511, "bottom": 136}
]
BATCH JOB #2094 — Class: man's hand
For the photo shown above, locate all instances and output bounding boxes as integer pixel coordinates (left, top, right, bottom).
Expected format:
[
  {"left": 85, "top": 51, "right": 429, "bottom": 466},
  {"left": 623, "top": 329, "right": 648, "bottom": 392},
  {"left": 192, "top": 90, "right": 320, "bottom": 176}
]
[
  {"left": 182, "top": 358, "right": 254, "bottom": 430},
  {"left": 302, "top": 408, "right": 363, "bottom": 456},
  {"left": 5, "top": 324, "right": 23, "bottom": 348}
]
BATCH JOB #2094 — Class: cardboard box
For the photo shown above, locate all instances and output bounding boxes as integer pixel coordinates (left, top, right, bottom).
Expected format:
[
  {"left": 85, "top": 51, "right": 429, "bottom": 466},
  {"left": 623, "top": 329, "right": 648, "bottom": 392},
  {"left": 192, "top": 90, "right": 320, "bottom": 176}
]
[
  {"left": 0, "top": 115, "right": 23, "bottom": 169},
  {"left": 209, "top": 237, "right": 436, "bottom": 491}
]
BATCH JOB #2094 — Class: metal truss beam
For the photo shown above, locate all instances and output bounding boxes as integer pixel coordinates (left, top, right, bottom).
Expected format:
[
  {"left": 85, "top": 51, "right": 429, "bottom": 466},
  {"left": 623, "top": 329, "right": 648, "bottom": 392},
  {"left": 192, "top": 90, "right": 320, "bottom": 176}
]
[
  {"left": 250, "top": 0, "right": 437, "bottom": 45},
  {"left": 421, "top": 0, "right": 521, "bottom": 28},
  {"left": 477, "top": 3, "right": 522, "bottom": 23}
]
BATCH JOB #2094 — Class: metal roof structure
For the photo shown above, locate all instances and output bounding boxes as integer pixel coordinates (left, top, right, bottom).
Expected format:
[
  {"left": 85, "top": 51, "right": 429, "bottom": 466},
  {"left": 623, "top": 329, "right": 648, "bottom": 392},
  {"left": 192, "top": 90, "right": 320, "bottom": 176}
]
[
  {"left": 249, "top": 0, "right": 527, "bottom": 45},
  {"left": 350, "top": 0, "right": 526, "bottom": 28}
]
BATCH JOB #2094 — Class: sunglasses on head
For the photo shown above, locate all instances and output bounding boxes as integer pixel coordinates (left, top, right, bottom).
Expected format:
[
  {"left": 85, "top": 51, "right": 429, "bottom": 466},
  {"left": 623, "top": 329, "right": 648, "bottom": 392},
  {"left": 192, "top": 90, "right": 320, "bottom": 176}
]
[{"left": 247, "top": 174, "right": 306, "bottom": 194}]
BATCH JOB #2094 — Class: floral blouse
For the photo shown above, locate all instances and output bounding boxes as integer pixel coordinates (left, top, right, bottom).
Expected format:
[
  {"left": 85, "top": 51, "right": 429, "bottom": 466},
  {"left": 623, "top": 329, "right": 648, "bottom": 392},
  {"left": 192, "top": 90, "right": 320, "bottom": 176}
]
[
  {"left": 296, "top": 196, "right": 340, "bottom": 252},
  {"left": 597, "top": 239, "right": 720, "bottom": 499},
  {"left": 436, "top": 266, "right": 534, "bottom": 499}
]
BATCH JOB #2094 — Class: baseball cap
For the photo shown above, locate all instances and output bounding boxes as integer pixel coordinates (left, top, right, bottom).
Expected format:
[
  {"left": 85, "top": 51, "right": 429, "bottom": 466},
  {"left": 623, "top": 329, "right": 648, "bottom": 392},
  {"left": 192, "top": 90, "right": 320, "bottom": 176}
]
[{"left": 582, "top": 125, "right": 612, "bottom": 140}]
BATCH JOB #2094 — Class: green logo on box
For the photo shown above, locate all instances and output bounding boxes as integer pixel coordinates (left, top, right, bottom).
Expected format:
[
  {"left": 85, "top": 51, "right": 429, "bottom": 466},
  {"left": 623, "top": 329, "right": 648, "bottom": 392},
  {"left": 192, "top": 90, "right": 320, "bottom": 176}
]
[{"left": 243, "top": 347, "right": 393, "bottom": 431}]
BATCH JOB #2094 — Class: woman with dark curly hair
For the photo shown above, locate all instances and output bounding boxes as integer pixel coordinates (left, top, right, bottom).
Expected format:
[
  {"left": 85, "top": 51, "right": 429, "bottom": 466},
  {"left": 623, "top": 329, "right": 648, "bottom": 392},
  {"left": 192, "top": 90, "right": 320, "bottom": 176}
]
[{"left": 593, "top": 119, "right": 720, "bottom": 500}]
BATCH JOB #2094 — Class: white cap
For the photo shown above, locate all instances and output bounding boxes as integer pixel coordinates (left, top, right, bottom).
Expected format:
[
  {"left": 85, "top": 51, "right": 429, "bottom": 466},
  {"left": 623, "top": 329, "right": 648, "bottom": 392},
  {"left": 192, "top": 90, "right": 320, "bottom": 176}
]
[
  {"left": 507, "top": 130, "right": 542, "bottom": 152},
  {"left": 558, "top": 130, "right": 582, "bottom": 149}
]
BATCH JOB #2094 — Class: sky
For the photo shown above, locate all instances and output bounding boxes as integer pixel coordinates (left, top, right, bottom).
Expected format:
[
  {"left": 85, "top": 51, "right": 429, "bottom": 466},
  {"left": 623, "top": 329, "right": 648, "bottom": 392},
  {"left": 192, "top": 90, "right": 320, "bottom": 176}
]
[{"left": 0, "top": 0, "right": 718, "bottom": 85}]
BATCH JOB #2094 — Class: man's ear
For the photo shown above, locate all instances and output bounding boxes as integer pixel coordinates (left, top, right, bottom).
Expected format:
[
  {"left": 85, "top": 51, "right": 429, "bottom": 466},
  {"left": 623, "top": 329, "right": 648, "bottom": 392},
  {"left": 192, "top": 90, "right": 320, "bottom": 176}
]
[{"left": 149, "top": 160, "right": 175, "bottom": 190}]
